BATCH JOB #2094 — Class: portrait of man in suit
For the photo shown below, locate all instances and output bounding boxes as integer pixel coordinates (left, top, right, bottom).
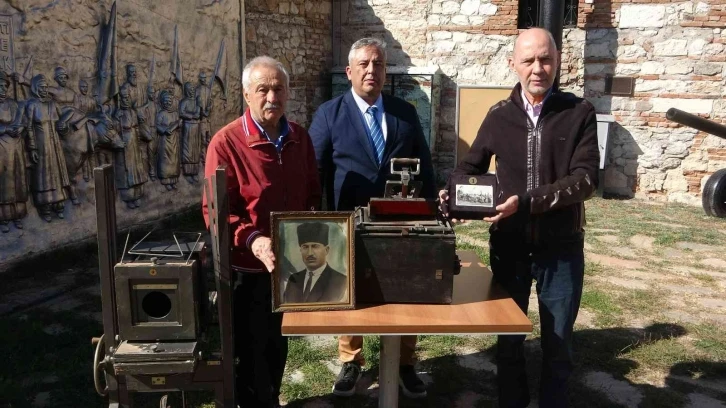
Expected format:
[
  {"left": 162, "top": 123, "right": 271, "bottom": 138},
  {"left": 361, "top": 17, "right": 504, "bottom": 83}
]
[{"left": 283, "top": 222, "right": 348, "bottom": 304}]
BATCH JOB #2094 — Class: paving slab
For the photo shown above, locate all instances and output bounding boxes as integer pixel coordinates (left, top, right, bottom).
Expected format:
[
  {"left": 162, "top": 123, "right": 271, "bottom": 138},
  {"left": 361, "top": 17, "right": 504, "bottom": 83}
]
[
  {"left": 582, "top": 371, "right": 643, "bottom": 408},
  {"left": 602, "top": 277, "right": 650, "bottom": 290},
  {"left": 676, "top": 242, "right": 721, "bottom": 252},
  {"left": 663, "top": 310, "right": 701, "bottom": 324},
  {"left": 629, "top": 235, "right": 655, "bottom": 251},
  {"left": 663, "top": 248, "right": 690, "bottom": 259},
  {"left": 703, "top": 313, "right": 726, "bottom": 325},
  {"left": 304, "top": 336, "right": 336, "bottom": 349},
  {"left": 663, "top": 284, "right": 717, "bottom": 296},
  {"left": 628, "top": 271, "right": 667, "bottom": 280},
  {"left": 594, "top": 235, "right": 619, "bottom": 244},
  {"left": 669, "top": 266, "right": 726, "bottom": 278},
  {"left": 670, "top": 375, "right": 726, "bottom": 394},
  {"left": 575, "top": 309, "right": 596, "bottom": 328},
  {"left": 611, "top": 246, "right": 638, "bottom": 258},
  {"left": 289, "top": 369, "right": 305, "bottom": 384},
  {"left": 587, "top": 253, "right": 642, "bottom": 270},
  {"left": 698, "top": 298, "right": 726, "bottom": 310},
  {"left": 701, "top": 258, "right": 726, "bottom": 269},
  {"left": 455, "top": 347, "right": 497, "bottom": 373},
  {"left": 685, "top": 393, "right": 726, "bottom": 408}
]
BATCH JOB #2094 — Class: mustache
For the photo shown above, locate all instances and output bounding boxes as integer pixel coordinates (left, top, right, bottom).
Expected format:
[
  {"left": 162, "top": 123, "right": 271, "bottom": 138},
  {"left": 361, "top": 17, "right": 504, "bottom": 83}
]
[
  {"left": 264, "top": 103, "right": 281, "bottom": 110},
  {"left": 305, "top": 256, "right": 317, "bottom": 261}
]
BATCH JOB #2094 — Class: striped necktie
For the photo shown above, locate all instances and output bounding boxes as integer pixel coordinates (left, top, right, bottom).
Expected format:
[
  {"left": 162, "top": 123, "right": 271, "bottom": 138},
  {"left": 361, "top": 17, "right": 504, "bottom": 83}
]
[{"left": 365, "top": 105, "right": 385, "bottom": 165}]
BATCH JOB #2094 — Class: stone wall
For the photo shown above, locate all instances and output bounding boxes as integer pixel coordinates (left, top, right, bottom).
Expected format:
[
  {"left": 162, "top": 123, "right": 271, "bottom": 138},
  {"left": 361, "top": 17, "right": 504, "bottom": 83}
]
[
  {"left": 0, "top": 0, "right": 243, "bottom": 268},
  {"left": 245, "top": 0, "right": 332, "bottom": 126},
  {"left": 339, "top": 0, "right": 726, "bottom": 204}
]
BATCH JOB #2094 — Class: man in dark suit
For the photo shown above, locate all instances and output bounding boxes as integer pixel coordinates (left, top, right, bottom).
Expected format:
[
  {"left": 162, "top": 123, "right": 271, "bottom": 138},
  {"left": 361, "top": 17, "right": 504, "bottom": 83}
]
[
  {"left": 309, "top": 37, "right": 435, "bottom": 399},
  {"left": 283, "top": 222, "right": 348, "bottom": 303}
]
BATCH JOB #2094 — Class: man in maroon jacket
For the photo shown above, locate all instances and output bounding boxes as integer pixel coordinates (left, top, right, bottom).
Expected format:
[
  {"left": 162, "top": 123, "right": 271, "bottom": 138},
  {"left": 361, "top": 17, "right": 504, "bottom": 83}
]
[
  {"left": 441, "top": 28, "right": 600, "bottom": 408},
  {"left": 202, "top": 56, "right": 321, "bottom": 408}
]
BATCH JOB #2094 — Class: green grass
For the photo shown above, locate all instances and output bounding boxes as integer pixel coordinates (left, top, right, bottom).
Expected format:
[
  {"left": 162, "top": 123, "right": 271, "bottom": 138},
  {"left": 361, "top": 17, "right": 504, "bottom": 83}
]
[
  {"left": 585, "top": 261, "right": 606, "bottom": 277},
  {"left": 691, "top": 272, "right": 717, "bottom": 285},
  {"left": 616, "top": 288, "right": 667, "bottom": 317},
  {"left": 581, "top": 289, "right": 623, "bottom": 327}
]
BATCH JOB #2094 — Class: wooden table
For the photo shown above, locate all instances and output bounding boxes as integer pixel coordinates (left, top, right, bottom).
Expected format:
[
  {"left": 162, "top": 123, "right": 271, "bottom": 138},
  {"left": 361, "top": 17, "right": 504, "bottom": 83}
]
[{"left": 282, "top": 250, "right": 532, "bottom": 407}]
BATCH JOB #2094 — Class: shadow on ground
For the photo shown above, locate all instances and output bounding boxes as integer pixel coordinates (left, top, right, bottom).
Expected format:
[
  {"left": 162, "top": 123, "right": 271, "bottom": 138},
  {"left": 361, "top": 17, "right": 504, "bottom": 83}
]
[{"left": 283, "top": 323, "right": 726, "bottom": 408}]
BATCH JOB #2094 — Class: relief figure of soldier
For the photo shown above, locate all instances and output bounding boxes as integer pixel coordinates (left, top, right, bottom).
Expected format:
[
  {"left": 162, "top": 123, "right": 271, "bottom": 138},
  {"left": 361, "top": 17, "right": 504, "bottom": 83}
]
[
  {"left": 73, "top": 79, "right": 99, "bottom": 182},
  {"left": 156, "top": 89, "right": 181, "bottom": 190},
  {"left": 115, "top": 84, "right": 150, "bottom": 209},
  {"left": 123, "top": 64, "right": 144, "bottom": 110},
  {"left": 138, "top": 86, "right": 158, "bottom": 180},
  {"left": 180, "top": 82, "right": 201, "bottom": 183},
  {"left": 24, "top": 74, "right": 73, "bottom": 222},
  {"left": 48, "top": 67, "right": 75, "bottom": 112},
  {"left": 0, "top": 71, "right": 29, "bottom": 233},
  {"left": 196, "top": 71, "right": 212, "bottom": 165}
]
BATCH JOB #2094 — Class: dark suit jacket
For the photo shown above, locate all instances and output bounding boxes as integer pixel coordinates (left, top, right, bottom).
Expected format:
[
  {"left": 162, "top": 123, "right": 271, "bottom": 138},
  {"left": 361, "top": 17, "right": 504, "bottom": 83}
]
[
  {"left": 309, "top": 91, "right": 436, "bottom": 211},
  {"left": 283, "top": 265, "right": 348, "bottom": 303}
]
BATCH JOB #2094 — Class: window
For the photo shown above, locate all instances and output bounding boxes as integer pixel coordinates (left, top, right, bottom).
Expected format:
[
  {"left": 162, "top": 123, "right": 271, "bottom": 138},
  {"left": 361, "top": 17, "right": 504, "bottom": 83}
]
[{"left": 517, "top": 0, "right": 579, "bottom": 29}]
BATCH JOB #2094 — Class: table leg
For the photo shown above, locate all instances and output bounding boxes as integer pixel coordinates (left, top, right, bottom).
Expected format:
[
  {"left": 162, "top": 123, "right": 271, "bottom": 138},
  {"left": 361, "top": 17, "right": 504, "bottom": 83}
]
[{"left": 379, "top": 335, "right": 401, "bottom": 408}]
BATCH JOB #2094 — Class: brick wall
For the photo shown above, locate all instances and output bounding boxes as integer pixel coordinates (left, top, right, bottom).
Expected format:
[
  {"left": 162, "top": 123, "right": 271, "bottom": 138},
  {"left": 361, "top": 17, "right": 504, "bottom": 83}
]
[{"left": 245, "top": 0, "right": 333, "bottom": 126}]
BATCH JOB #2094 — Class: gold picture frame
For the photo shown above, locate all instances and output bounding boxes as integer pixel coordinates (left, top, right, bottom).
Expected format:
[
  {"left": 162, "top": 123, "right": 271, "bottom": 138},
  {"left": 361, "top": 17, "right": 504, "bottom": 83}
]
[{"left": 270, "top": 211, "right": 356, "bottom": 312}]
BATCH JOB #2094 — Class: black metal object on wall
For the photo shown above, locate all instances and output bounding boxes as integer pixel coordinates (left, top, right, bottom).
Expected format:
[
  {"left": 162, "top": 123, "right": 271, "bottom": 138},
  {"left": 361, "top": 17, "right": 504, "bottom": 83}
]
[{"left": 538, "top": 0, "right": 566, "bottom": 90}]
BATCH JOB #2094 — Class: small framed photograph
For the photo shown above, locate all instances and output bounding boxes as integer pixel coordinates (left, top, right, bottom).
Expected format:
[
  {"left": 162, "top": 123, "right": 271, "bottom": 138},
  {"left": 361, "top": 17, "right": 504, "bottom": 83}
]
[
  {"left": 447, "top": 173, "right": 499, "bottom": 219},
  {"left": 270, "top": 211, "right": 356, "bottom": 312},
  {"left": 455, "top": 184, "right": 494, "bottom": 207}
]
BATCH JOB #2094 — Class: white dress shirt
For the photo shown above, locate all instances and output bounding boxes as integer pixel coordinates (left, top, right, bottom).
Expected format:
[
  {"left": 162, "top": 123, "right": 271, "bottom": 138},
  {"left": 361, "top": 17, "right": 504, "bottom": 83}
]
[
  {"left": 351, "top": 89, "right": 388, "bottom": 141},
  {"left": 303, "top": 263, "right": 328, "bottom": 292}
]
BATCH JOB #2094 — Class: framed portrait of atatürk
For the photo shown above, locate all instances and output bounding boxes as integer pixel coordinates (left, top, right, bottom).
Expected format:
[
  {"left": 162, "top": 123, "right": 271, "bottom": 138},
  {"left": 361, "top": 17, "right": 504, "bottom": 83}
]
[{"left": 270, "top": 211, "right": 356, "bottom": 312}]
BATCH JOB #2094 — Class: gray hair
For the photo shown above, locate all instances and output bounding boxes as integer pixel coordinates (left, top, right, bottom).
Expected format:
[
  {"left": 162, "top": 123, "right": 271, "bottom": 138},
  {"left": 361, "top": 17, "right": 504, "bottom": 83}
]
[
  {"left": 348, "top": 37, "right": 387, "bottom": 65},
  {"left": 242, "top": 56, "right": 290, "bottom": 91}
]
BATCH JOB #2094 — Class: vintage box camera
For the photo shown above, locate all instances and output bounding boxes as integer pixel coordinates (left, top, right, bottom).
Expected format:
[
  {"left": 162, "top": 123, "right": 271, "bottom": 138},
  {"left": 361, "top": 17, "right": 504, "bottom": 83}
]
[{"left": 355, "top": 158, "right": 460, "bottom": 305}]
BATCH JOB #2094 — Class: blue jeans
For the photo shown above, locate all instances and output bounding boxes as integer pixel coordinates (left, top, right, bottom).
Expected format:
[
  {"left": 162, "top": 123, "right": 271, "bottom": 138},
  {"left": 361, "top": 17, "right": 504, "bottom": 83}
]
[{"left": 490, "top": 232, "right": 584, "bottom": 408}]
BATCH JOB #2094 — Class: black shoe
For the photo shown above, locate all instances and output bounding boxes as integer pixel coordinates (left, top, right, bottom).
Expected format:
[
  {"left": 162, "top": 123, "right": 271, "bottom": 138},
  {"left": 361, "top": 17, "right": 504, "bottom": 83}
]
[
  {"left": 399, "top": 365, "right": 427, "bottom": 398},
  {"left": 332, "top": 361, "right": 362, "bottom": 397}
]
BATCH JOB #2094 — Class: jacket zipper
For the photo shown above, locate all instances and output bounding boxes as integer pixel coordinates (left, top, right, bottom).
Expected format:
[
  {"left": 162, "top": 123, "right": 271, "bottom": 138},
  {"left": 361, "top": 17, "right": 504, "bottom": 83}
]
[
  {"left": 277, "top": 142, "right": 286, "bottom": 207},
  {"left": 530, "top": 115, "right": 546, "bottom": 244}
]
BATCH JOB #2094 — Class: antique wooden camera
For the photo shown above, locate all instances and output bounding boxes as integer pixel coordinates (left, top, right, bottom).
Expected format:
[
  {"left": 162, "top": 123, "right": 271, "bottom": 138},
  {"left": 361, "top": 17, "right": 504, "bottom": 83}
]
[
  {"left": 92, "top": 165, "right": 236, "bottom": 407},
  {"left": 355, "top": 158, "right": 460, "bottom": 304},
  {"left": 111, "top": 238, "right": 210, "bottom": 374}
]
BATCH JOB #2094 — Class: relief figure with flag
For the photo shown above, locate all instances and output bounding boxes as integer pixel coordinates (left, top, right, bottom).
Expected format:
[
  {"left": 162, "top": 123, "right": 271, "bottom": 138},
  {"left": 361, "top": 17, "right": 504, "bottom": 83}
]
[
  {"left": 180, "top": 81, "right": 201, "bottom": 183},
  {"left": 0, "top": 71, "right": 28, "bottom": 233},
  {"left": 114, "top": 84, "right": 149, "bottom": 208},
  {"left": 156, "top": 89, "right": 181, "bottom": 190}
]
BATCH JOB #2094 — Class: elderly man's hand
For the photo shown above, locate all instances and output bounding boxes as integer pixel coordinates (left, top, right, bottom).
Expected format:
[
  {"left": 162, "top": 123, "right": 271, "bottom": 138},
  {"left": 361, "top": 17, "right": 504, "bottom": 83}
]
[
  {"left": 484, "top": 195, "right": 519, "bottom": 223},
  {"left": 251, "top": 235, "right": 276, "bottom": 273}
]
